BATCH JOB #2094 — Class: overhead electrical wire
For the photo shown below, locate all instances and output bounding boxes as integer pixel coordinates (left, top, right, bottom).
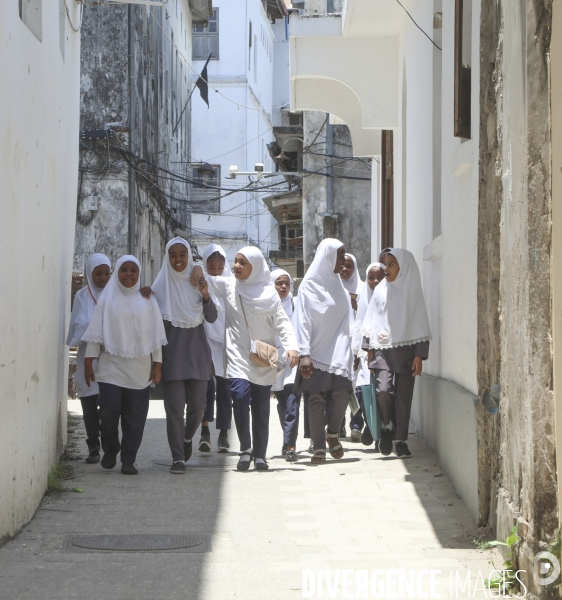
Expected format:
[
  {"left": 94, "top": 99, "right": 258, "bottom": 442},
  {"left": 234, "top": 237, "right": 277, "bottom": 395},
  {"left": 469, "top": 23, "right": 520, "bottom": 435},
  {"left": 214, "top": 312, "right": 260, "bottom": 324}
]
[{"left": 393, "top": 0, "right": 442, "bottom": 51}]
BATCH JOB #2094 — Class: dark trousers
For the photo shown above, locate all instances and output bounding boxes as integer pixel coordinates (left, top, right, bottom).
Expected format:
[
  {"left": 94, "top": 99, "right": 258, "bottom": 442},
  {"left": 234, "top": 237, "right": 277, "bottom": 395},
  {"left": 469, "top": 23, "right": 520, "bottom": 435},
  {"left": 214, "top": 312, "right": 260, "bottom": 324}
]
[
  {"left": 163, "top": 379, "right": 208, "bottom": 463},
  {"left": 374, "top": 369, "right": 416, "bottom": 441},
  {"left": 350, "top": 388, "right": 365, "bottom": 431},
  {"left": 309, "top": 389, "right": 349, "bottom": 450},
  {"left": 274, "top": 384, "right": 301, "bottom": 447},
  {"left": 230, "top": 378, "right": 271, "bottom": 459},
  {"left": 79, "top": 394, "right": 102, "bottom": 451},
  {"left": 203, "top": 376, "right": 233, "bottom": 429},
  {"left": 303, "top": 393, "right": 311, "bottom": 439},
  {"left": 97, "top": 382, "right": 150, "bottom": 464}
]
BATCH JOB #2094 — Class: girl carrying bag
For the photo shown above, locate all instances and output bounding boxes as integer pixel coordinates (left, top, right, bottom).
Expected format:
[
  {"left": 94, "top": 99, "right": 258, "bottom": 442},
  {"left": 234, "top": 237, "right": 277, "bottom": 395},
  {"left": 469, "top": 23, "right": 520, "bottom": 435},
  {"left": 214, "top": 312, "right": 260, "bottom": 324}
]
[{"left": 239, "top": 295, "right": 285, "bottom": 371}]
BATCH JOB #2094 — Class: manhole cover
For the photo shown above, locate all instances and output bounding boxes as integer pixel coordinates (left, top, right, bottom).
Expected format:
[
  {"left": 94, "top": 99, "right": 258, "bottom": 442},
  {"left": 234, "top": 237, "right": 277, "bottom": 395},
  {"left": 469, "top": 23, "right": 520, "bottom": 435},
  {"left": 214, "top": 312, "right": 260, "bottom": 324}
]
[{"left": 63, "top": 533, "right": 210, "bottom": 553}]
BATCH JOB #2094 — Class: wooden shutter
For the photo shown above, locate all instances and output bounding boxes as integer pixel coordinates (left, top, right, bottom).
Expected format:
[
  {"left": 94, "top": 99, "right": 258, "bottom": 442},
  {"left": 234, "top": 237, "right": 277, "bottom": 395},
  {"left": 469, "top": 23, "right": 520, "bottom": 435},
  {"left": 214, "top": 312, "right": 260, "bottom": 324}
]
[
  {"left": 381, "top": 130, "right": 394, "bottom": 249},
  {"left": 454, "top": 0, "right": 471, "bottom": 138}
]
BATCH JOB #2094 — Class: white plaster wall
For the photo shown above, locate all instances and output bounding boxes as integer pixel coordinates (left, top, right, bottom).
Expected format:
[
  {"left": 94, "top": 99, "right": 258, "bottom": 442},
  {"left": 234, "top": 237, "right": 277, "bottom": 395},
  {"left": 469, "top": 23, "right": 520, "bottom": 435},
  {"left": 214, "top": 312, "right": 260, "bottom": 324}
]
[
  {"left": 397, "top": 0, "right": 479, "bottom": 394},
  {"left": 191, "top": 0, "right": 279, "bottom": 260},
  {"left": 0, "top": 0, "right": 81, "bottom": 540}
]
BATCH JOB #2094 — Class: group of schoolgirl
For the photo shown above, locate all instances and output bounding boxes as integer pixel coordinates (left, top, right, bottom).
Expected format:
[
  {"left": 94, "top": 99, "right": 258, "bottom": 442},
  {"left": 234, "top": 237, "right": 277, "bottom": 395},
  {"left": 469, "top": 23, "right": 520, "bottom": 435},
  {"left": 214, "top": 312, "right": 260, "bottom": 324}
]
[{"left": 67, "top": 235, "right": 431, "bottom": 473}]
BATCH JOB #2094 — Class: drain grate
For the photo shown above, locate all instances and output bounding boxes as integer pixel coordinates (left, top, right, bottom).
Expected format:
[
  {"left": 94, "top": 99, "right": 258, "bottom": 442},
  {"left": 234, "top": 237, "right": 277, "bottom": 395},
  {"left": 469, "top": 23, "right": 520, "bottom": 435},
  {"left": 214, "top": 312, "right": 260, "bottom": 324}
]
[{"left": 63, "top": 533, "right": 210, "bottom": 553}]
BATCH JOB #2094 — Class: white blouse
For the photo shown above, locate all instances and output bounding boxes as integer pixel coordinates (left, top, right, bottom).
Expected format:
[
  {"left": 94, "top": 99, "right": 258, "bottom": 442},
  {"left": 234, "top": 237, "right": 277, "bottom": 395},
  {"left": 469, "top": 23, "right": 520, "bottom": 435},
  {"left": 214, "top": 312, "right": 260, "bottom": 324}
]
[
  {"left": 85, "top": 342, "right": 163, "bottom": 390},
  {"left": 207, "top": 276, "right": 298, "bottom": 386}
]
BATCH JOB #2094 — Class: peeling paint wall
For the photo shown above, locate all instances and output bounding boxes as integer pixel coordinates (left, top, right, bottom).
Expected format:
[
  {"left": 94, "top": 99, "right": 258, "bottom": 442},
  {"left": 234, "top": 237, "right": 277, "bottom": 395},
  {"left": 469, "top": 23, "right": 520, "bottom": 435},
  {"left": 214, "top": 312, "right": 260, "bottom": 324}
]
[
  {"left": 302, "top": 111, "right": 372, "bottom": 273},
  {"left": 74, "top": 2, "right": 195, "bottom": 285},
  {"left": 478, "top": 1, "right": 558, "bottom": 596}
]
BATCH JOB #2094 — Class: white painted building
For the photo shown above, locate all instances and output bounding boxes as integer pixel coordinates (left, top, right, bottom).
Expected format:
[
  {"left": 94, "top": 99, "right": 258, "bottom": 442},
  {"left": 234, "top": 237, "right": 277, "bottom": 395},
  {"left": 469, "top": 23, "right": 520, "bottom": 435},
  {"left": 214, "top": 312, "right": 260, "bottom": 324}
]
[
  {"left": 190, "top": 0, "right": 290, "bottom": 263},
  {"left": 0, "top": 0, "right": 81, "bottom": 541}
]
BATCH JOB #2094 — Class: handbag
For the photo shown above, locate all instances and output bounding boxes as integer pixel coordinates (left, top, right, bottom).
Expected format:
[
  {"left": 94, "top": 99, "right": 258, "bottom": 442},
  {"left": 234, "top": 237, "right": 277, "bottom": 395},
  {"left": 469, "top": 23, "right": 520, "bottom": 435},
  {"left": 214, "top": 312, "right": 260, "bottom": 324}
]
[
  {"left": 361, "top": 373, "right": 383, "bottom": 440},
  {"left": 239, "top": 295, "right": 284, "bottom": 370}
]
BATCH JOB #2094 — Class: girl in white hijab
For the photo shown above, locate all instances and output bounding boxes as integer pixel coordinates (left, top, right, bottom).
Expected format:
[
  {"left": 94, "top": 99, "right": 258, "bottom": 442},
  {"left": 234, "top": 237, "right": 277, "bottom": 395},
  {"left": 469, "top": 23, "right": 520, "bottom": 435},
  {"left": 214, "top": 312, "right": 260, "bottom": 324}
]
[
  {"left": 340, "top": 253, "right": 364, "bottom": 300},
  {"left": 270, "top": 269, "right": 301, "bottom": 462},
  {"left": 141, "top": 237, "right": 220, "bottom": 474},
  {"left": 293, "top": 238, "right": 353, "bottom": 464},
  {"left": 83, "top": 255, "right": 167, "bottom": 475},
  {"left": 190, "top": 247, "right": 298, "bottom": 471},
  {"left": 349, "top": 262, "right": 386, "bottom": 445},
  {"left": 199, "top": 243, "right": 234, "bottom": 455},
  {"left": 66, "top": 253, "right": 111, "bottom": 464},
  {"left": 362, "top": 248, "right": 431, "bottom": 458}
]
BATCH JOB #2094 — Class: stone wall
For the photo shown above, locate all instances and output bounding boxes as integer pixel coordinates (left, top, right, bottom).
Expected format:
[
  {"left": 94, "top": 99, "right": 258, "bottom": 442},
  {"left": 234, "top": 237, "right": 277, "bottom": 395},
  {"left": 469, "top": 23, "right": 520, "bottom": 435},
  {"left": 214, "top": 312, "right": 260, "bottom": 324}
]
[{"left": 478, "top": 1, "right": 558, "bottom": 596}]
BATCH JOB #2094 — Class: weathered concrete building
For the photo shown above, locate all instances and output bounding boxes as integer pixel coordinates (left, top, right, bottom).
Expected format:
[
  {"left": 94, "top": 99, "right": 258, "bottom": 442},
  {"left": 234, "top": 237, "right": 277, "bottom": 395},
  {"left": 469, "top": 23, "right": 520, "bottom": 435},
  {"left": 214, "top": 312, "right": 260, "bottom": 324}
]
[
  {"left": 290, "top": 1, "right": 562, "bottom": 596},
  {"left": 264, "top": 0, "right": 372, "bottom": 276},
  {"left": 74, "top": 0, "right": 212, "bottom": 284},
  {"left": 0, "top": 0, "right": 81, "bottom": 542}
]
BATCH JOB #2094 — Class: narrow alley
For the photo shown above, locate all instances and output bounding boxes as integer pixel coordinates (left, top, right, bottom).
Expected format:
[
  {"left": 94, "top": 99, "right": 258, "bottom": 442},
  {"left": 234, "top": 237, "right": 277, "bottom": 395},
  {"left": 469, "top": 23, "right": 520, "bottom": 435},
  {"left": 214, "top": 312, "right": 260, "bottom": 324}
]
[{"left": 0, "top": 403, "right": 497, "bottom": 599}]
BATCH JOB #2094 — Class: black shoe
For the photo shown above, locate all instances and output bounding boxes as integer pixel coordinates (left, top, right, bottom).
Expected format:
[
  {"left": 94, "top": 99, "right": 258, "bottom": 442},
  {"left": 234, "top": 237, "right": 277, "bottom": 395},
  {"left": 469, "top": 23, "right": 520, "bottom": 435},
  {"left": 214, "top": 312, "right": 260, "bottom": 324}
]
[
  {"left": 170, "top": 461, "right": 186, "bottom": 474},
  {"left": 217, "top": 431, "right": 229, "bottom": 453},
  {"left": 339, "top": 425, "right": 347, "bottom": 439},
  {"left": 361, "top": 427, "right": 374, "bottom": 446},
  {"left": 395, "top": 442, "right": 412, "bottom": 459},
  {"left": 350, "top": 428, "right": 361, "bottom": 443},
  {"left": 237, "top": 451, "right": 253, "bottom": 472},
  {"left": 379, "top": 428, "right": 393, "bottom": 456},
  {"left": 285, "top": 449, "right": 298, "bottom": 462},
  {"left": 121, "top": 463, "right": 138, "bottom": 475},
  {"left": 199, "top": 432, "right": 211, "bottom": 452},
  {"left": 86, "top": 450, "right": 100, "bottom": 464},
  {"left": 282, "top": 443, "right": 288, "bottom": 456},
  {"left": 184, "top": 440, "right": 193, "bottom": 462},
  {"left": 307, "top": 443, "right": 314, "bottom": 454},
  {"left": 101, "top": 452, "right": 117, "bottom": 470},
  {"left": 373, "top": 440, "right": 380, "bottom": 453},
  {"left": 255, "top": 460, "right": 269, "bottom": 471}
]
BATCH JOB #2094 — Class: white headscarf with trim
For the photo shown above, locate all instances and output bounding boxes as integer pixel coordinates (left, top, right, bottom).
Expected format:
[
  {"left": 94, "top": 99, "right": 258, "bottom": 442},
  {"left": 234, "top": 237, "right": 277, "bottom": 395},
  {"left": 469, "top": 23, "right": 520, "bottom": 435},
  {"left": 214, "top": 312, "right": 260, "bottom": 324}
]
[
  {"left": 270, "top": 268, "right": 294, "bottom": 319},
  {"left": 362, "top": 249, "right": 431, "bottom": 349},
  {"left": 82, "top": 255, "right": 167, "bottom": 358},
  {"left": 351, "top": 262, "right": 385, "bottom": 355},
  {"left": 293, "top": 238, "right": 353, "bottom": 380},
  {"left": 340, "top": 253, "right": 364, "bottom": 295},
  {"left": 235, "top": 246, "right": 281, "bottom": 319},
  {"left": 152, "top": 237, "right": 217, "bottom": 328},
  {"left": 202, "top": 243, "right": 232, "bottom": 342},
  {"left": 66, "top": 253, "right": 111, "bottom": 347}
]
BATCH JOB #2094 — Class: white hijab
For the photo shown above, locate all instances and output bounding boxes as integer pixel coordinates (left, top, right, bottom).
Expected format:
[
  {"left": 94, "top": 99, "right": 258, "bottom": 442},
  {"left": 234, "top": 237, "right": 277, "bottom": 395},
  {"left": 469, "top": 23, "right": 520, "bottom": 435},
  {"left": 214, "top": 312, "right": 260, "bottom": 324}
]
[
  {"left": 152, "top": 237, "right": 214, "bottom": 328},
  {"left": 66, "top": 253, "right": 111, "bottom": 347},
  {"left": 340, "top": 253, "right": 364, "bottom": 295},
  {"left": 82, "top": 255, "right": 167, "bottom": 358},
  {"left": 351, "top": 262, "right": 385, "bottom": 355},
  {"left": 293, "top": 238, "right": 353, "bottom": 380},
  {"left": 362, "top": 248, "right": 431, "bottom": 349},
  {"left": 270, "top": 268, "right": 294, "bottom": 319},
  {"left": 202, "top": 243, "right": 232, "bottom": 342},
  {"left": 235, "top": 246, "right": 281, "bottom": 319}
]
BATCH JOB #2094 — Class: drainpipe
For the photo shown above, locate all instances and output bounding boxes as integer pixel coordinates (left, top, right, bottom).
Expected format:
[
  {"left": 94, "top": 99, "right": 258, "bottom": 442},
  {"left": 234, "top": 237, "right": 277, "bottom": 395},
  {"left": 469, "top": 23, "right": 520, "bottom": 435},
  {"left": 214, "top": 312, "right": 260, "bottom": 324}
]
[
  {"left": 128, "top": 5, "right": 137, "bottom": 255},
  {"left": 326, "top": 113, "right": 334, "bottom": 214}
]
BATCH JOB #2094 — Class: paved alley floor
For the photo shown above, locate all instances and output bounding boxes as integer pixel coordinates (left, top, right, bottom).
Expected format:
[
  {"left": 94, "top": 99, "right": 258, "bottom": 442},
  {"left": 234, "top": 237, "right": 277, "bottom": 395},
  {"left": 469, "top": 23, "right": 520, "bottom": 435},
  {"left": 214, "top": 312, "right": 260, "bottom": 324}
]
[{"left": 0, "top": 400, "right": 500, "bottom": 600}]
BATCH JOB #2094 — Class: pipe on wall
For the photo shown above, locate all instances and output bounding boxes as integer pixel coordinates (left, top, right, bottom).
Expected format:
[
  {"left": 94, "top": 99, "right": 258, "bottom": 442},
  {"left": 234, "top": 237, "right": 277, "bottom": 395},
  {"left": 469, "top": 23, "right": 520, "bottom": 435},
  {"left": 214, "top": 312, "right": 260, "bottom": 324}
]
[
  {"left": 326, "top": 113, "right": 334, "bottom": 213},
  {"left": 128, "top": 4, "right": 136, "bottom": 255}
]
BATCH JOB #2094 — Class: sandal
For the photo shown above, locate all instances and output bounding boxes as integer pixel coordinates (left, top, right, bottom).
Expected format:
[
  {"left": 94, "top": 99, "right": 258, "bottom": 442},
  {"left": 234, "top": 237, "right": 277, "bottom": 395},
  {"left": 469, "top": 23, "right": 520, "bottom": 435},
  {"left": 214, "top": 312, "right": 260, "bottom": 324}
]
[
  {"left": 326, "top": 433, "right": 344, "bottom": 459},
  {"left": 311, "top": 449, "right": 326, "bottom": 464}
]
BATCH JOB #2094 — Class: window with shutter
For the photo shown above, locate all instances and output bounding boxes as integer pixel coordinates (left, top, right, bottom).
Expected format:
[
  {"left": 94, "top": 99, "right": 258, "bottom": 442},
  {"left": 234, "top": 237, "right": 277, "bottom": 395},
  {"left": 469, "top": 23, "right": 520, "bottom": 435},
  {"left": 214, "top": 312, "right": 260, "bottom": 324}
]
[
  {"left": 192, "top": 9, "right": 219, "bottom": 60},
  {"left": 190, "top": 165, "right": 221, "bottom": 213}
]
